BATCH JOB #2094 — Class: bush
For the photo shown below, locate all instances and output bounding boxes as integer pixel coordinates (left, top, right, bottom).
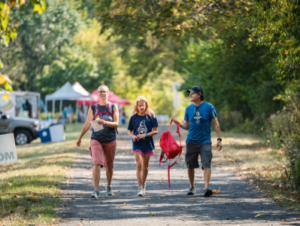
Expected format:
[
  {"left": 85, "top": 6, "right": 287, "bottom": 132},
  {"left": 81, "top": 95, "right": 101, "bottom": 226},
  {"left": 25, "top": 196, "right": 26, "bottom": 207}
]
[
  {"left": 218, "top": 110, "right": 243, "bottom": 131},
  {"left": 218, "top": 109, "right": 266, "bottom": 134},
  {"left": 40, "top": 112, "right": 61, "bottom": 120},
  {"left": 268, "top": 94, "right": 300, "bottom": 190},
  {"left": 231, "top": 114, "right": 266, "bottom": 134}
]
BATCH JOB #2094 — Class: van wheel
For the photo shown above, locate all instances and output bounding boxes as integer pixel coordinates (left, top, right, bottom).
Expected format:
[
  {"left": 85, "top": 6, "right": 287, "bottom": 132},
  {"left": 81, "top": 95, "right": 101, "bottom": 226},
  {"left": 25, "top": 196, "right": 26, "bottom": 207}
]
[{"left": 14, "top": 130, "right": 32, "bottom": 145}]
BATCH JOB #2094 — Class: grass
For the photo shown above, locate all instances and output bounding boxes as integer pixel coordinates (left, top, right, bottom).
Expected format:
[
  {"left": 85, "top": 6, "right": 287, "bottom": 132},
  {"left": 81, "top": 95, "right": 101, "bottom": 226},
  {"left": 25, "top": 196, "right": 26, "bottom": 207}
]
[{"left": 0, "top": 124, "right": 88, "bottom": 226}]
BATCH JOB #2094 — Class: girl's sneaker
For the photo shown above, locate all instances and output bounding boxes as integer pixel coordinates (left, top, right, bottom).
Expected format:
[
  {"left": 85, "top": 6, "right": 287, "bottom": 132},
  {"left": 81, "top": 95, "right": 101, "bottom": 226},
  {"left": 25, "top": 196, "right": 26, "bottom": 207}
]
[
  {"left": 90, "top": 189, "right": 100, "bottom": 199},
  {"left": 142, "top": 183, "right": 146, "bottom": 195},
  {"left": 187, "top": 187, "right": 196, "bottom": 195},
  {"left": 137, "top": 187, "right": 144, "bottom": 196}
]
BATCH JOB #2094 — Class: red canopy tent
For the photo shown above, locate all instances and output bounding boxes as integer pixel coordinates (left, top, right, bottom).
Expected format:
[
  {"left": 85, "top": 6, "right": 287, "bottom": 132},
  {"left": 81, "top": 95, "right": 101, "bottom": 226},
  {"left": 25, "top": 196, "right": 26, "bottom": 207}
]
[{"left": 76, "top": 90, "right": 131, "bottom": 106}]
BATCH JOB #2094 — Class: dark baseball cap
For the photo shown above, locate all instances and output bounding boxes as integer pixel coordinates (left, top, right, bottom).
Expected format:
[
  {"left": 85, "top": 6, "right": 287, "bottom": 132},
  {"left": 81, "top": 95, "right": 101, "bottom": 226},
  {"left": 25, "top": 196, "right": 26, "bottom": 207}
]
[{"left": 187, "top": 86, "right": 204, "bottom": 94}]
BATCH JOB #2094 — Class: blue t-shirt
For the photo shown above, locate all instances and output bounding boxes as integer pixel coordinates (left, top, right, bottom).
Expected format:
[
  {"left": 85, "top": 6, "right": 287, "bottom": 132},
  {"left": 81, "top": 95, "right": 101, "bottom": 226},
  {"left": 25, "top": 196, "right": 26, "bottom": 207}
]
[
  {"left": 127, "top": 113, "right": 159, "bottom": 150},
  {"left": 67, "top": 107, "right": 73, "bottom": 114},
  {"left": 184, "top": 102, "right": 217, "bottom": 145}
]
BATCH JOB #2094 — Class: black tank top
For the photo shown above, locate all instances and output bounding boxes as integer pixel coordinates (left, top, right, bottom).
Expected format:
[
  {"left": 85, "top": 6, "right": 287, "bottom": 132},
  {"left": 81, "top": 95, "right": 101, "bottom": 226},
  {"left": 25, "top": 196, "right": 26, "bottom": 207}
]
[{"left": 91, "top": 103, "right": 116, "bottom": 143}]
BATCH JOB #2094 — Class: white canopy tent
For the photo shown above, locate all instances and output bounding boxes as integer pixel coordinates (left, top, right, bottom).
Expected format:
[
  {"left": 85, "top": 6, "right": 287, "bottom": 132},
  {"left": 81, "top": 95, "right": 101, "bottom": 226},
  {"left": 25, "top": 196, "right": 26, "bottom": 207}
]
[
  {"left": 72, "top": 81, "right": 89, "bottom": 96},
  {"left": 45, "top": 82, "right": 90, "bottom": 117}
]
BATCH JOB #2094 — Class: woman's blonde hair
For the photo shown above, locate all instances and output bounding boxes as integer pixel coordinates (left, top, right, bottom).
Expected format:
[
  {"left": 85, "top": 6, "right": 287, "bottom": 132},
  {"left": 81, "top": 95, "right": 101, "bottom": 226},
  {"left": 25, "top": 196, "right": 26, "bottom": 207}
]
[{"left": 131, "top": 96, "right": 155, "bottom": 118}]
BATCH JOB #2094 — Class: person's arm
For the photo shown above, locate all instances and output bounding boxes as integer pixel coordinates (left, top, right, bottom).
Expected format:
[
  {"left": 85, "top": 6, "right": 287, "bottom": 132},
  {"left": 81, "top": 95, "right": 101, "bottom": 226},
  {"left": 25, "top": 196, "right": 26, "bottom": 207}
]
[
  {"left": 212, "top": 117, "right": 222, "bottom": 151},
  {"left": 128, "top": 130, "right": 138, "bottom": 142},
  {"left": 136, "top": 127, "right": 158, "bottom": 140},
  {"left": 127, "top": 116, "right": 137, "bottom": 141},
  {"left": 76, "top": 108, "right": 93, "bottom": 147},
  {"left": 96, "top": 104, "right": 119, "bottom": 128},
  {"left": 171, "top": 116, "right": 189, "bottom": 130}
]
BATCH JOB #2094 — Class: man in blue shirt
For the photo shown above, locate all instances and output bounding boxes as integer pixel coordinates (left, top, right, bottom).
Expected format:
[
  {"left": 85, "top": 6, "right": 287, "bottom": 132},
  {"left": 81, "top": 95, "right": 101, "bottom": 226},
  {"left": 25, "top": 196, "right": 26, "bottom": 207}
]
[{"left": 171, "top": 86, "right": 222, "bottom": 197}]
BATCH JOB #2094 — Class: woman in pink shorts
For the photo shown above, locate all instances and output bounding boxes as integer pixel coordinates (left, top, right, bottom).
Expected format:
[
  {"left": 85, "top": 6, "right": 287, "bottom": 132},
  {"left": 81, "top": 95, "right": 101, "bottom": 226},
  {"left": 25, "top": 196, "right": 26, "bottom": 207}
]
[
  {"left": 128, "top": 96, "right": 158, "bottom": 196},
  {"left": 76, "top": 85, "right": 119, "bottom": 199}
]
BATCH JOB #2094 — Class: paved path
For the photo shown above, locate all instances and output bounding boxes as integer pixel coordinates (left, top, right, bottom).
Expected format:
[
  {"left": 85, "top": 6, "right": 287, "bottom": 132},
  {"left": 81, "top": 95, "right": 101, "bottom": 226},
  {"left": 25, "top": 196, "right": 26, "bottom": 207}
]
[{"left": 58, "top": 126, "right": 300, "bottom": 225}]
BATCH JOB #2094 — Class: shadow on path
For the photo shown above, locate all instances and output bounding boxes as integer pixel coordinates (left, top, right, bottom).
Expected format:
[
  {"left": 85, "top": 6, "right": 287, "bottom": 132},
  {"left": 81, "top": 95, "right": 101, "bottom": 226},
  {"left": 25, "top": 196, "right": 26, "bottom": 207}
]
[{"left": 58, "top": 126, "right": 300, "bottom": 226}]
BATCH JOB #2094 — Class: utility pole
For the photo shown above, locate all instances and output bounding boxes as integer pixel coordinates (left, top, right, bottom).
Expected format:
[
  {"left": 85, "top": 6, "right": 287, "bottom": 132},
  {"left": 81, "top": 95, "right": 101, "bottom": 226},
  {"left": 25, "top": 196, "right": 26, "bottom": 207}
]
[{"left": 172, "top": 82, "right": 180, "bottom": 116}]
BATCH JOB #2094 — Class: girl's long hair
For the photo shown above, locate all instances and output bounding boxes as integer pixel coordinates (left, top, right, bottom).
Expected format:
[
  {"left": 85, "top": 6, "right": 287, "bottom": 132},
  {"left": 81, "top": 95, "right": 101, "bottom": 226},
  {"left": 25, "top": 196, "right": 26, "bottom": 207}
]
[{"left": 131, "top": 96, "right": 155, "bottom": 119}]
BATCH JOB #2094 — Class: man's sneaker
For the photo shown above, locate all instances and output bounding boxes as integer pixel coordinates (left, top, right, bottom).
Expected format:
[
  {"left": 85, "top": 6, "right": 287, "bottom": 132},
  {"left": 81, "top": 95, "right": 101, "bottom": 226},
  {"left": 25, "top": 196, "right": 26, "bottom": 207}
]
[
  {"left": 90, "top": 189, "right": 100, "bottom": 199},
  {"left": 203, "top": 188, "right": 213, "bottom": 197},
  {"left": 142, "top": 183, "right": 146, "bottom": 195},
  {"left": 137, "top": 187, "right": 144, "bottom": 196},
  {"left": 187, "top": 188, "right": 196, "bottom": 195},
  {"left": 105, "top": 185, "right": 113, "bottom": 196}
]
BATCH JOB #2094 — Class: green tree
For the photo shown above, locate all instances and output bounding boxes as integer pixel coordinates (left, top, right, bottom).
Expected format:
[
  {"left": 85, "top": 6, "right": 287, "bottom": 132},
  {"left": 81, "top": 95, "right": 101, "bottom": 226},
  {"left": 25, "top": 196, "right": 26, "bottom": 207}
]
[
  {"left": 95, "top": 0, "right": 253, "bottom": 39},
  {"left": 37, "top": 44, "right": 113, "bottom": 97},
  {"left": 71, "top": 19, "right": 119, "bottom": 88},
  {"left": 1, "top": 0, "right": 82, "bottom": 91},
  {"left": 249, "top": 0, "right": 300, "bottom": 189},
  {"left": 0, "top": 0, "right": 46, "bottom": 49},
  {"left": 250, "top": 0, "right": 300, "bottom": 83},
  {"left": 0, "top": 0, "right": 46, "bottom": 92},
  {"left": 179, "top": 32, "right": 283, "bottom": 122}
]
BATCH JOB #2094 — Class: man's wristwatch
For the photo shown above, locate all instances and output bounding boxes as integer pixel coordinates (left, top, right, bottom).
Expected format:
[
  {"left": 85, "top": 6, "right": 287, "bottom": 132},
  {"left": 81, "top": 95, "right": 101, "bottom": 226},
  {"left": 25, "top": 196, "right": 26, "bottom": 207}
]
[
  {"left": 105, "top": 121, "right": 108, "bottom": 126},
  {"left": 146, "top": 132, "right": 148, "bottom": 137},
  {"left": 217, "top": 138, "right": 222, "bottom": 141}
]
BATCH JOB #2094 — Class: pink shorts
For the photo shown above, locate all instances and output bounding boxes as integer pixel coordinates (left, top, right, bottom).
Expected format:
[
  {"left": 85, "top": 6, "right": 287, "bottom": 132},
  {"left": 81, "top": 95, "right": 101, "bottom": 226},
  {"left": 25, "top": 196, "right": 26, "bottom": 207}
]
[{"left": 90, "top": 139, "right": 116, "bottom": 168}]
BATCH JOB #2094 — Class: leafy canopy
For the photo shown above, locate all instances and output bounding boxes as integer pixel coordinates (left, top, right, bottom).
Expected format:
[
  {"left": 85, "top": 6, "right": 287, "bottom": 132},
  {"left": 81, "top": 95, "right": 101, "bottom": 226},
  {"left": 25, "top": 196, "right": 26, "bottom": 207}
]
[
  {"left": 0, "top": 0, "right": 46, "bottom": 93},
  {"left": 96, "top": 0, "right": 254, "bottom": 40}
]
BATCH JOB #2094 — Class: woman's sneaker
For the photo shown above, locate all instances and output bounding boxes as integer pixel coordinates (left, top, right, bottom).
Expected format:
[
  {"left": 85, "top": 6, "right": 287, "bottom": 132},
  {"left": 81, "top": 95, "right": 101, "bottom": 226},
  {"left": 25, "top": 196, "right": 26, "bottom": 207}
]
[
  {"left": 106, "top": 185, "right": 113, "bottom": 196},
  {"left": 203, "top": 188, "right": 213, "bottom": 197},
  {"left": 90, "top": 189, "right": 100, "bottom": 199},
  {"left": 142, "top": 183, "right": 146, "bottom": 195},
  {"left": 137, "top": 187, "right": 144, "bottom": 196}
]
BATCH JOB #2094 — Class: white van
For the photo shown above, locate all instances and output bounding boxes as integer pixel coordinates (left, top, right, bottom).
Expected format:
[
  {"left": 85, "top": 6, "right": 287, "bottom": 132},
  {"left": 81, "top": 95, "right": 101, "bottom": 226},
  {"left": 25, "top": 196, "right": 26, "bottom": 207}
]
[
  {"left": 0, "top": 91, "right": 55, "bottom": 130},
  {"left": 0, "top": 91, "right": 41, "bottom": 119}
]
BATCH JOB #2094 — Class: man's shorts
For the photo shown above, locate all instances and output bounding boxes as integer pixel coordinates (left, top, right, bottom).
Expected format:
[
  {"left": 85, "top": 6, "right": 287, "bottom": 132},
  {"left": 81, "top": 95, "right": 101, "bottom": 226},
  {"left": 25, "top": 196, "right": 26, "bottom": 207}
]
[
  {"left": 90, "top": 139, "right": 116, "bottom": 168},
  {"left": 185, "top": 142, "right": 212, "bottom": 170}
]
